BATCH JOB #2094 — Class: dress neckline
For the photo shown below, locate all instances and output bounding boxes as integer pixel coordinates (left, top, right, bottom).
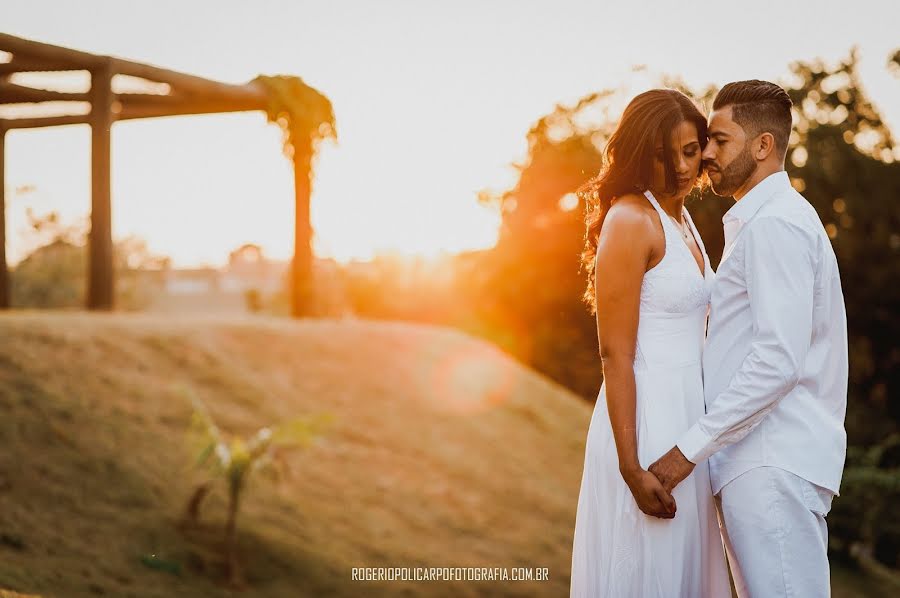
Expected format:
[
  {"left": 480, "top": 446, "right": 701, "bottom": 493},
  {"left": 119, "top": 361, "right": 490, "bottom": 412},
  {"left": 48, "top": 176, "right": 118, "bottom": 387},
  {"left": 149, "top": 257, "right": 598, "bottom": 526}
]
[{"left": 643, "top": 190, "right": 707, "bottom": 278}]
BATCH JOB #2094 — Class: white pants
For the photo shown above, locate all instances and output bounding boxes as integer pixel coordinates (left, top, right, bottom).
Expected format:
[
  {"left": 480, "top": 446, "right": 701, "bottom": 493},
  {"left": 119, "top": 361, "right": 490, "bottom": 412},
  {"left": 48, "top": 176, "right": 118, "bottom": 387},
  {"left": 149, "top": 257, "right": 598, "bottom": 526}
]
[{"left": 716, "top": 466, "right": 834, "bottom": 598}]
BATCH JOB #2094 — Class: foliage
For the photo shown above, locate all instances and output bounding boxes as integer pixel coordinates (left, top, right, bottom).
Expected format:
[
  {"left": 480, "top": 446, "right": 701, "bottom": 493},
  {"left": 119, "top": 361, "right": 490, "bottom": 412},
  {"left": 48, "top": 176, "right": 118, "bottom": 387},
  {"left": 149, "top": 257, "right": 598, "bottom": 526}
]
[
  {"left": 253, "top": 75, "right": 337, "bottom": 167},
  {"left": 781, "top": 52, "right": 899, "bottom": 441},
  {"left": 253, "top": 75, "right": 337, "bottom": 315},
  {"left": 340, "top": 253, "right": 463, "bottom": 322},
  {"left": 265, "top": 258, "right": 352, "bottom": 317},
  {"left": 334, "top": 51, "right": 900, "bottom": 417},
  {"left": 10, "top": 210, "right": 169, "bottom": 310},
  {"left": 890, "top": 48, "right": 900, "bottom": 75},
  {"left": 332, "top": 50, "right": 900, "bottom": 569},
  {"left": 830, "top": 435, "right": 900, "bottom": 568},
  {"left": 138, "top": 553, "right": 183, "bottom": 577},
  {"left": 461, "top": 49, "right": 899, "bottom": 425},
  {"left": 463, "top": 93, "right": 612, "bottom": 398},
  {"left": 183, "top": 388, "right": 332, "bottom": 586},
  {"left": 460, "top": 49, "right": 900, "bottom": 567}
]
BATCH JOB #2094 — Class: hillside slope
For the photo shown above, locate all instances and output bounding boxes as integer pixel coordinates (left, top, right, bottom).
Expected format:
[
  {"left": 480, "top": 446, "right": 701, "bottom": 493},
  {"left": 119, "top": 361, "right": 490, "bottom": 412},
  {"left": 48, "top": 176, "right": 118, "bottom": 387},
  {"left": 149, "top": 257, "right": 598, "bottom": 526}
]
[
  {"left": 0, "top": 312, "right": 593, "bottom": 597},
  {"left": 0, "top": 312, "right": 887, "bottom": 597}
]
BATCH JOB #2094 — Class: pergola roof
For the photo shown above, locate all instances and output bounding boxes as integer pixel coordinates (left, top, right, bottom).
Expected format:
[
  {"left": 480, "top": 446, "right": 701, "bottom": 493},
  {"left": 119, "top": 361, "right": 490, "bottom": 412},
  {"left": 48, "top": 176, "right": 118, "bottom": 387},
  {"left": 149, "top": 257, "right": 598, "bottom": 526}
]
[
  {"left": 0, "top": 32, "right": 268, "bottom": 130},
  {"left": 0, "top": 33, "right": 315, "bottom": 317}
]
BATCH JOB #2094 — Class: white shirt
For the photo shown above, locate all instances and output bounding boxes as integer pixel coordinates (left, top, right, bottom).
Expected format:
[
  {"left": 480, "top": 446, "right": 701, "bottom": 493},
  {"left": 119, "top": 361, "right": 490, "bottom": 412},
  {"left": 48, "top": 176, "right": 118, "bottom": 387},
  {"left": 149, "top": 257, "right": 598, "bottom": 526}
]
[{"left": 677, "top": 171, "right": 848, "bottom": 495}]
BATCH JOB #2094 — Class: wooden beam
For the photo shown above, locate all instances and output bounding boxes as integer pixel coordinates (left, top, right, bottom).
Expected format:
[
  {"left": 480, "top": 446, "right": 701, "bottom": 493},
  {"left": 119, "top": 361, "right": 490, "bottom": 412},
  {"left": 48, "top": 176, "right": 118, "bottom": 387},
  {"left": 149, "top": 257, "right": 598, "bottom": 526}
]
[
  {"left": 111, "top": 58, "right": 267, "bottom": 104},
  {"left": 0, "top": 58, "right": 81, "bottom": 76},
  {"left": 117, "top": 96, "right": 264, "bottom": 120},
  {"left": 0, "top": 33, "right": 105, "bottom": 69},
  {"left": 1, "top": 93, "right": 264, "bottom": 130},
  {"left": 0, "top": 34, "right": 266, "bottom": 106},
  {"left": 0, "top": 80, "right": 89, "bottom": 103},
  {"left": 87, "top": 61, "right": 114, "bottom": 311},
  {"left": 0, "top": 115, "right": 89, "bottom": 130},
  {"left": 0, "top": 126, "right": 8, "bottom": 309},
  {"left": 114, "top": 92, "right": 188, "bottom": 106},
  {"left": 114, "top": 91, "right": 252, "bottom": 109}
]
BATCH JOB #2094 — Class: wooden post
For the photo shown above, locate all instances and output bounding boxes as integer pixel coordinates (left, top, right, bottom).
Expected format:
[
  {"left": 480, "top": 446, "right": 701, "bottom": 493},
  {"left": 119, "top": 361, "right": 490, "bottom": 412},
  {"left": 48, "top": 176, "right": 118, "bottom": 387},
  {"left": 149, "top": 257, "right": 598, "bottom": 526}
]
[
  {"left": 88, "top": 60, "right": 114, "bottom": 310},
  {"left": 0, "top": 126, "right": 8, "bottom": 309},
  {"left": 291, "top": 155, "right": 313, "bottom": 318}
]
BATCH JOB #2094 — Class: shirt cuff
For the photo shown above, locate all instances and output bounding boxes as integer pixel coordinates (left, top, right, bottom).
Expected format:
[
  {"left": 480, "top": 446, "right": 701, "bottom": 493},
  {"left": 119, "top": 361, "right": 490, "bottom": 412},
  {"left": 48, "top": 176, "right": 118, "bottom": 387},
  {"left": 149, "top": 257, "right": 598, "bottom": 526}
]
[{"left": 676, "top": 424, "right": 715, "bottom": 465}]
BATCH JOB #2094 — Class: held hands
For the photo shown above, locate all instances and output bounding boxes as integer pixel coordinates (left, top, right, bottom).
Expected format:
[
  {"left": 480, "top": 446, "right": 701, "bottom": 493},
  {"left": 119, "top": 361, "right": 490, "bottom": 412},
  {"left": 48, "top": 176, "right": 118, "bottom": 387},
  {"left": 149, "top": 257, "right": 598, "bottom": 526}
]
[
  {"left": 621, "top": 467, "right": 677, "bottom": 519},
  {"left": 648, "top": 446, "right": 695, "bottom": 494},
  {"left": 622, "top": 447, "right": 693, "bottom": 519}
]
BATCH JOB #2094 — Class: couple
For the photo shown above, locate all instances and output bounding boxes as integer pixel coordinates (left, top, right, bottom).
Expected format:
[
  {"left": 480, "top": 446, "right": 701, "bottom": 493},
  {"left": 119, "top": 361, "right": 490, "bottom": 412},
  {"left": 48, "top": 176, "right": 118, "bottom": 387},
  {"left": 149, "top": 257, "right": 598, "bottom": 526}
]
[{"left": 569, "top": 80, "right": 848, "bottom": 597}]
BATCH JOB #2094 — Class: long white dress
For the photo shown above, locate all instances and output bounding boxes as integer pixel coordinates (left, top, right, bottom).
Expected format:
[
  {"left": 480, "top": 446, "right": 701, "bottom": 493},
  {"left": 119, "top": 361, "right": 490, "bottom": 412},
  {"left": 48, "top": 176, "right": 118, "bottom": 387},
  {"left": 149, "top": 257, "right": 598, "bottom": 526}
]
[{"left": 570, "top": 191, "right": 731, "bottom": 597}]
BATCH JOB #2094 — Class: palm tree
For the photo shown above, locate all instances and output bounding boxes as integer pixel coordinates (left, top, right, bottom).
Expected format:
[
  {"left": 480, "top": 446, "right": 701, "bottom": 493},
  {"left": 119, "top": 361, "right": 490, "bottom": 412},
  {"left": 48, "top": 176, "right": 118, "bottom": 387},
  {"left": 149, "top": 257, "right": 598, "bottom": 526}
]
[{"left": 254, "top": 75, "right": 337, "bottom": 317}]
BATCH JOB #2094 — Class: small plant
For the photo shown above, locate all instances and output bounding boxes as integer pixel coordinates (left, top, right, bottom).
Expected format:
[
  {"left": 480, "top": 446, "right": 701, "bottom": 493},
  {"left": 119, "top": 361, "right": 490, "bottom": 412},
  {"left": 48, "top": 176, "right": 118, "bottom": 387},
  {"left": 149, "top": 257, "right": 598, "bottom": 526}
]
[{"left": 182, "top": 390, "right": 332, "bottom": 586}]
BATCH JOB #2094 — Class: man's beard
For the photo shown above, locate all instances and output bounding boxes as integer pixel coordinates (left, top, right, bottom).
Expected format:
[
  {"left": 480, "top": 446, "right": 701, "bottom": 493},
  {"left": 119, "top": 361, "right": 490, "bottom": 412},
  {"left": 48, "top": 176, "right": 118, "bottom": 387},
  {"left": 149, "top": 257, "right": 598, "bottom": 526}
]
[{"left": 706, "top": 144, "right": 756, "bottom": 197}]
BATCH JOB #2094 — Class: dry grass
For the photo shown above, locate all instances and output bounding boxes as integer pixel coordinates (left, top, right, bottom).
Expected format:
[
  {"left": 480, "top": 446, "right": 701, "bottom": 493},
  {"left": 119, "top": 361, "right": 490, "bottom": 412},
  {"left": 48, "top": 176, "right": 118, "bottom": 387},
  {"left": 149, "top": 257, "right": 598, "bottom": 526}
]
[
  {"left": 0, "top": 311, "right": 589, "bottom": 597},
  {"left": 0, "top": 311, "right": 889, "bottom": 597}
]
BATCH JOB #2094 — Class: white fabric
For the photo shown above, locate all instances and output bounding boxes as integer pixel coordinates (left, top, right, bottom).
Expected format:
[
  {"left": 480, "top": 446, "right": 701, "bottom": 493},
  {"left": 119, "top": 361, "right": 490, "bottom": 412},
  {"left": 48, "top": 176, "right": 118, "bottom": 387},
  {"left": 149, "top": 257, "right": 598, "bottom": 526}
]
[
  {"left": 570, "top": 191, "right": 730, "bottom": 597},
  {"left": 676, "top": 171, "right": 849, "bottom": 495},
  {"left": 717, "top": 466, "right": 833, "bottom": 598}
]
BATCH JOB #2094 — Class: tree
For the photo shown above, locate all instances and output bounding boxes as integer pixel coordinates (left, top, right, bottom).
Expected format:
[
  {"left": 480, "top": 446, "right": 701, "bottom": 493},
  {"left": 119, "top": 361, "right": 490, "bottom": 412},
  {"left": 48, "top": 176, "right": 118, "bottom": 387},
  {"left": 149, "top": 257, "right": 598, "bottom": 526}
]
[
  {"left": 460, "top": 50, "right": 900, "bottom": 568},
  {"left": 464, "top": 93, "right": 612, "bottom": 398},
  {"left": 255, "top": 75, "right": 337, "bottom": 317},
  {"left": 10, "top": 210, "right": 169, "bottom": 310},
  {"left": 470, "top": 51, "right": 899, "bottom": 433},
  {"left": 782, "top": 50, "right": 899, "bottom": 442}
]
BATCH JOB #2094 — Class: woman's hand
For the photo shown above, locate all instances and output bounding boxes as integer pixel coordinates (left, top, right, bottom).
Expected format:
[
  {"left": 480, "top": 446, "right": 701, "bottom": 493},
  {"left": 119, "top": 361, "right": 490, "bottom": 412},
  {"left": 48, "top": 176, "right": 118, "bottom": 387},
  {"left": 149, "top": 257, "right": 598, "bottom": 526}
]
[{"left": 621, "top": 467, "right": 677, "bottom": 519}]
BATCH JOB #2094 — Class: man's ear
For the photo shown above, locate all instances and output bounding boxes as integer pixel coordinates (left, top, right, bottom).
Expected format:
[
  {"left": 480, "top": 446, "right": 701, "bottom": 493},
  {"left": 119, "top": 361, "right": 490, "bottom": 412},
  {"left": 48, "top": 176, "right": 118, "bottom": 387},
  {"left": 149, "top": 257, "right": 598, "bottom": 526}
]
[{"left": 755, "top": 132, "right": 776, "bottom": 161}]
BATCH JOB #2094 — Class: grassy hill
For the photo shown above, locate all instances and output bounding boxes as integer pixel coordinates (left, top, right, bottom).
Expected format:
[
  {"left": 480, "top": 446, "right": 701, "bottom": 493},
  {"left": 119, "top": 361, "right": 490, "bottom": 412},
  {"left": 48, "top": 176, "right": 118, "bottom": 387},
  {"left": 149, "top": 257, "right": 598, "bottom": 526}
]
[
  {"left": 0, "top": 312, "right": 889, "bottom": 597},
  {"left": 0, "top": 312, "right": 591, "bottom": 597}
]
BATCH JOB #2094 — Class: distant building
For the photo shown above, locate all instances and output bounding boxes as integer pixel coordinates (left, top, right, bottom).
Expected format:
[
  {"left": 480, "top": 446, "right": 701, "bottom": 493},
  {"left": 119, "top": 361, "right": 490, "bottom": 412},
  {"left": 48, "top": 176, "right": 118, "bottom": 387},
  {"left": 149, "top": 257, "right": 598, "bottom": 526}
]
[
  {"left": 163, "top": 267, "right": 221, "bottom": 295},
  {"left": 161, "top": 244, "right": 287, "bottom": 297},
  {"left": 219, "top": 243, "right": 287, "bottom": 295},
  {"left": 141, "top": 244, "right": 359, "bottom": 315}
]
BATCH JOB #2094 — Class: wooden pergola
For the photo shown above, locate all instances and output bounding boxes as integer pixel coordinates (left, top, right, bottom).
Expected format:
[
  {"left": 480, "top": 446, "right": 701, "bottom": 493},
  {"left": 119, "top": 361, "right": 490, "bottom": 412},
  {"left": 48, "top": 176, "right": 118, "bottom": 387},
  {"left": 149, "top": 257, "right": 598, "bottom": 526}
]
[{"left": 0, "top": 33, "right": 315, "bottom": 316}]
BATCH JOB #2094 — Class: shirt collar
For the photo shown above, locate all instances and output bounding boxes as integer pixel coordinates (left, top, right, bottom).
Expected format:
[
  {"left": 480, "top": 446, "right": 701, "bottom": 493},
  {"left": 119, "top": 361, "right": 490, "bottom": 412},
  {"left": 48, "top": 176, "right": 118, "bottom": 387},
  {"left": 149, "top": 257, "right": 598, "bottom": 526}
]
[{"left": 722, "top": 170, "right": 790, "bottom": 224}]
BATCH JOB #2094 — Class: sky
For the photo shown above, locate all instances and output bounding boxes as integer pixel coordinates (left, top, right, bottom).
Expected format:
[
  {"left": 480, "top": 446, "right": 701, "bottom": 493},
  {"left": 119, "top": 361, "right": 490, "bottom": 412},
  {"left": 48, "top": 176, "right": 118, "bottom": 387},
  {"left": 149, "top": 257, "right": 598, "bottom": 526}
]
[{"left": 2, "top": 0, "right": 899, "bottom": 266}]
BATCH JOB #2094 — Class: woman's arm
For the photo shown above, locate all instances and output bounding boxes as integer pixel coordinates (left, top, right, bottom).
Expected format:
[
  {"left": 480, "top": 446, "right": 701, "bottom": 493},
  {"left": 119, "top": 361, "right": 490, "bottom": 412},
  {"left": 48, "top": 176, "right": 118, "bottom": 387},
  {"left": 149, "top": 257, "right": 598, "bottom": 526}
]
[{"left": 594, "top": 198, "right": 676, "bottom": 519}]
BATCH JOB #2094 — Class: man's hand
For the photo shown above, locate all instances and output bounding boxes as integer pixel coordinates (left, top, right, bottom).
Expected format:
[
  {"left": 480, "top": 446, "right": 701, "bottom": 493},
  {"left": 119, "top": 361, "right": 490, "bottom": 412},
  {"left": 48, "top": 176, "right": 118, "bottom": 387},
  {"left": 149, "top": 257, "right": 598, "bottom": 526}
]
[
  {"left": 621, "top": 468, "right": 677, "bottom": 519},
  {"left": 649, "top": 446, "right": 695, "bottom": 493}
]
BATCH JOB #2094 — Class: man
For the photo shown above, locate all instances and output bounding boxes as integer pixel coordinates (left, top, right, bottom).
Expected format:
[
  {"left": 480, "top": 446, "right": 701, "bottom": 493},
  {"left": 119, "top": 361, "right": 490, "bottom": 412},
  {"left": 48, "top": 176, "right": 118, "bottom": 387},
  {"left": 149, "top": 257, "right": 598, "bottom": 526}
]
[{"left": 649, "top": 80, "right": 848, "bottom": 597}]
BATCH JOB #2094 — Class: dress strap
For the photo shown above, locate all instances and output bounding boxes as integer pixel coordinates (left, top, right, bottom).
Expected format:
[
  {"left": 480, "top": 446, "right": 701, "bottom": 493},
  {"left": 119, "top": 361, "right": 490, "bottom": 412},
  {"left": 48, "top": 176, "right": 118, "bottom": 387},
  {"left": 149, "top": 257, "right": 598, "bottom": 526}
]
[
  {"left": 642, "top": 189, "right": 664, "bottom": 213},
  {"left": 682, "top": 208, "right": 710, "bottom": 266},
  {"left": 642, "top": 190, "right": 674, "bottom": 242}
]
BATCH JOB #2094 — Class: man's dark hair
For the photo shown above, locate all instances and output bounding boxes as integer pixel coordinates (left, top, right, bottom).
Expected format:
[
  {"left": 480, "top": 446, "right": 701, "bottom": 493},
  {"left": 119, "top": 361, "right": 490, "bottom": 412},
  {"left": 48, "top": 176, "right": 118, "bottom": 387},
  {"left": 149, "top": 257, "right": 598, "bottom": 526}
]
[{"left": 713, "top": 80, "right": 793, "bottom": 158}]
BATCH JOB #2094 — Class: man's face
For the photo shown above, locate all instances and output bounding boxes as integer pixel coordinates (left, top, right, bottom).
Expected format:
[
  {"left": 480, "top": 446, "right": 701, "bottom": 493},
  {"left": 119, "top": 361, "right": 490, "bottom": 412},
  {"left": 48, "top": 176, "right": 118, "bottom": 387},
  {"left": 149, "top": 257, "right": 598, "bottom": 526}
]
[{"left": 702, "top": 106, "right": 756, "bottom": 197}]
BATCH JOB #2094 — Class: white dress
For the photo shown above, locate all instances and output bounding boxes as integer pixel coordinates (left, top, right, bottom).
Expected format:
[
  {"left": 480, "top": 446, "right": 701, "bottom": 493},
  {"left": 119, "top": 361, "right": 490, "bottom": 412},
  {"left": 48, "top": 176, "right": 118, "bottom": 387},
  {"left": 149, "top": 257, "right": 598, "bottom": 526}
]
[{"left": 570, "top": 191, "right": 731, "bottom": 597}]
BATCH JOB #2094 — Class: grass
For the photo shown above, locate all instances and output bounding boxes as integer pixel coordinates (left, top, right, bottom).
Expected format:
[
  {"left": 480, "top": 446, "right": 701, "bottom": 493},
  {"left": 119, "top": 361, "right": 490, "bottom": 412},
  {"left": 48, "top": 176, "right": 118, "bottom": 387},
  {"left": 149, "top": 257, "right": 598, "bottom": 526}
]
[{"left": 0, "top": 311, "right": 892, "bottom": 597}]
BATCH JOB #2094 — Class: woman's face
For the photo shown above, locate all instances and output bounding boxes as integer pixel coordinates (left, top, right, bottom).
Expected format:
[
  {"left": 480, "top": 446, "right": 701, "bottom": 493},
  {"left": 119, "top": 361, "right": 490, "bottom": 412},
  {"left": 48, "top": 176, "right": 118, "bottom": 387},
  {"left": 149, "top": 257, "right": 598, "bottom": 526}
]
[{"left": 649, "top": 120, "right": 702, "bottom": 200}]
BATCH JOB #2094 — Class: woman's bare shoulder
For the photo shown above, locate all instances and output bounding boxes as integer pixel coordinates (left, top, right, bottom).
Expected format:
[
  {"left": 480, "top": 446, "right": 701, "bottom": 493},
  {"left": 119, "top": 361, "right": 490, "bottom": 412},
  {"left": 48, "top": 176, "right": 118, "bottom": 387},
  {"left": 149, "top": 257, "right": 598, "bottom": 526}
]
[{"left": 604, "top": 193, "right": 656, "bottom": 232}]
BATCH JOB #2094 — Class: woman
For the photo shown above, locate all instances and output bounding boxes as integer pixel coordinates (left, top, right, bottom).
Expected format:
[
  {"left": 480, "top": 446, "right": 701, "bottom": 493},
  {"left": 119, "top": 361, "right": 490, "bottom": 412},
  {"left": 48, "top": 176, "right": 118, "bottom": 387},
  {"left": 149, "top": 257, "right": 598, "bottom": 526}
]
[{"left": 569, "top": 90, "right": 730, "bottom": 597}]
